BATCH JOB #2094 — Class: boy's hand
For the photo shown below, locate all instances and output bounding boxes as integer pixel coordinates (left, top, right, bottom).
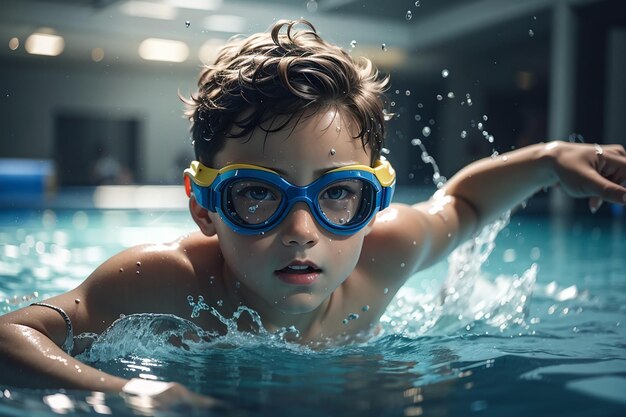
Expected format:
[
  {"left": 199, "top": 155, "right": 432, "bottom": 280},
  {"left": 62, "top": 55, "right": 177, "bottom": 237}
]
[
  {"left": 547, "top": 141, "right": 626, "bottom": 212},
  {"left": 122, "top": 378, "right": 225, "bottom": 413}
]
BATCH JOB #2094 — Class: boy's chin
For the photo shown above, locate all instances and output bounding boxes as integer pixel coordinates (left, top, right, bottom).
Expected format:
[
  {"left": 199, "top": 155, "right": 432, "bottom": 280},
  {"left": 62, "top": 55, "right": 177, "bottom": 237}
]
[{"left": 274, "top": 293, "right": 324, "bottom": 315}]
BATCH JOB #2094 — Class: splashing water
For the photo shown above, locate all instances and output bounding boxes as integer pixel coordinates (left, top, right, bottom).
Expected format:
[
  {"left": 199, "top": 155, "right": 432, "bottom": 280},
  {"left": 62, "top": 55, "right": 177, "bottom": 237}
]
[
  {"left": 381, "top": 211, "right": 536, "bottom": 337},
  {"left": 409, "top": 138, "right": 447, "bottom": 188}
]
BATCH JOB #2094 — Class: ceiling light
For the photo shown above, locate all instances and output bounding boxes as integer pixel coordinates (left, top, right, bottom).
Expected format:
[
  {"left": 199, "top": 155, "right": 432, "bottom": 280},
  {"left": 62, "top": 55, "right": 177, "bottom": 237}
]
[
  {"left": 25, "top": 33, "right": 65, "bottom": 56},
  {"left": 91, "top": 48, "right": 105, "bottom": 62},
  {"left": 120, "top": 1, "right": 177, "bottom": 20},
  {"left": 198, "top": 38, "right": 225, "bottom": 64},
  {"left": 203, "top": 15, "right": 246, "bottom": 33},
  {"left": 138, "top": 38, "right": 189, "bottom": 62},
  {"left": 8, "top": 37, "right": 19, "bottom": 51},
  {"left": 163, "top": 0, "right": 222, "bottom": 10}
]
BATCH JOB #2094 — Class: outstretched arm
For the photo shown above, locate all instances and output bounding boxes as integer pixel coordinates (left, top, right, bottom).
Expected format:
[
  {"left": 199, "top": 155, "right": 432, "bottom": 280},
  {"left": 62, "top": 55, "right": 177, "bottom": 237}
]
[
  {"left": 443, "top": 141, "right": 626, "bottom": 226},
  {"left": 364, "top": 141, "right": 626, "bottom": 282}
]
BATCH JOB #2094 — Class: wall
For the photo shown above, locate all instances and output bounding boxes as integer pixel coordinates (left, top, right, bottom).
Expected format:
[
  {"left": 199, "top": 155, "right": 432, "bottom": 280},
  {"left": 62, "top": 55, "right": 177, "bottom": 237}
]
[{"left": 0, "top": 61, "right": 197, "bottom": 184}]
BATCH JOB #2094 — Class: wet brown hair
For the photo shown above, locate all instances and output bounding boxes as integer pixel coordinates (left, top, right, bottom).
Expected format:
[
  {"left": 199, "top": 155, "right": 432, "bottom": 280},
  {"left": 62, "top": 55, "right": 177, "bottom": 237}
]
[{"left": 182, "top": 19, "right": 389, "bottom": 166}]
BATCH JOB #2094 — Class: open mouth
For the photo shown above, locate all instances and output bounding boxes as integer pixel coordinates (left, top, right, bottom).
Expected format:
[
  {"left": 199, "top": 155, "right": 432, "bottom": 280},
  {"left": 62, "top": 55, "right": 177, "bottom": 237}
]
[
  {"left": 277, "top": 264, "right": 321, "bottom": 274},
  {"left": 274, "top": 262, "right": 322, "bottom": 285}
]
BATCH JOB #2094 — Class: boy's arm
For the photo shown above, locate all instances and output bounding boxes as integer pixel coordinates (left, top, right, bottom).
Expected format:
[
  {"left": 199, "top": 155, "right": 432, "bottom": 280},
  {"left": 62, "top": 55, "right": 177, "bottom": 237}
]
[
  {"left": 0, "top": 240, "right": 220, "bottom": 408},
  {"left": 442, "top": 141, "right": 626, "bottom": 227},
  {"left": 364, "top": 141, "right": 625, "bottom": 282}
]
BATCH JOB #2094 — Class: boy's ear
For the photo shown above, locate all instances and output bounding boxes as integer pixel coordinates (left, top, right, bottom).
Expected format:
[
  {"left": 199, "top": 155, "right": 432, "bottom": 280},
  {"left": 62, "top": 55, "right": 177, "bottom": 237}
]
[{"left": 189, "top": 197, "right": 217, "bottom": 236}]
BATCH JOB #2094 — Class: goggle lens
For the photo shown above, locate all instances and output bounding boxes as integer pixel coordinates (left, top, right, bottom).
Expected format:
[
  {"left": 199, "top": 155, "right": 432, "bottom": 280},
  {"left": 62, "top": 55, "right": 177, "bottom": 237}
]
[
  {"left": 225, "top": 180, "right": 283, "bottom": 226},
  {"left": 317, "top": 179, "right": 374, "bottom": 227}
]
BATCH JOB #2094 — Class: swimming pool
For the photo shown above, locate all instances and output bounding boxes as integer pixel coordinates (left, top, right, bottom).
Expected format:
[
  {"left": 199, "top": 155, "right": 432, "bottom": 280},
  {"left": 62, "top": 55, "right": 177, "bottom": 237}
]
[{"left": 1, "top": 207, "right": 625, "bottom": 416}]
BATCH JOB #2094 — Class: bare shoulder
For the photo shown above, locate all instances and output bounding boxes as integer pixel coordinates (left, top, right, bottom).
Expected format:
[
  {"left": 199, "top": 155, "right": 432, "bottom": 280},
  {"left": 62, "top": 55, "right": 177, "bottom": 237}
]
[
  {"left": 81, "top": 232, "right": 222, "bottom": 319},
  {"left": 0, "top": 232, "right": 224, "bottom": 351},
  {"left": 357, "top": 194, "right": 477, "bottom": 292},
  {"left": 358, "top": 203, "right": 432, "bottom": 285}
]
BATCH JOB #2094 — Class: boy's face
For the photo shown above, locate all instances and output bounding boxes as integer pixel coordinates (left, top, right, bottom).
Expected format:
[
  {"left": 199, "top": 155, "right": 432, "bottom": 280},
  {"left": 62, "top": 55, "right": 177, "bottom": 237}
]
[{"left": 200, "top": 109, "right": 374, "bottom": 318}]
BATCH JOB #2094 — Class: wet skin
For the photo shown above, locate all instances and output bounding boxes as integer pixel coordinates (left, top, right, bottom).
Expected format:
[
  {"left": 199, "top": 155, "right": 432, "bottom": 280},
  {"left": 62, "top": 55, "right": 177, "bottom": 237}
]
[{"left": 4, "top": 109, "right": 471, "bottom": 351}]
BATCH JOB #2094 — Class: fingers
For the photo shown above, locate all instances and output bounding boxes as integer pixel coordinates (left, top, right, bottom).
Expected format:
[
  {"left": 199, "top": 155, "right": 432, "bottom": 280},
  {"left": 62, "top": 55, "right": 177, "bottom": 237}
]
[
  {"left": 603, "top": 144, "right": 626, "bottom": 157},
  {"left": 601, "top": 152, "right": 626, "bottom": 181},
  {"left": 588, "top": 197, "right": 603, "bottom": 213},
  {"left": 586, "top": 168, "right": 626, "bottom": 205}
]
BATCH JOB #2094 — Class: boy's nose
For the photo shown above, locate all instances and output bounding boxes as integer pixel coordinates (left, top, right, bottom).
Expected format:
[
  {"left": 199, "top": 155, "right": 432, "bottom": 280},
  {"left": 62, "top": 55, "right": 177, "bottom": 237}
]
[{"left": 280, "top": 202, "right": 320, "bottom": 247}]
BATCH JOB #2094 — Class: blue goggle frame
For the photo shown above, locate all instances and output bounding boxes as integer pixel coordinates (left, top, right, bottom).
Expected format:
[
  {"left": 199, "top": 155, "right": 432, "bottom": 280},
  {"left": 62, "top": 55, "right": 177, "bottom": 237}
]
[{"left": 184, "top": 160, "right": 395, "bottom": 235}]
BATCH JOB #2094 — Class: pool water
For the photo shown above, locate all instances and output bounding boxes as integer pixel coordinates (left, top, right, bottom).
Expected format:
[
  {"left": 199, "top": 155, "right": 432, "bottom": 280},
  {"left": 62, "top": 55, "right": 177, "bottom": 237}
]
[{"left": 1, "top": 208, "right": 625, "bottom": 417}]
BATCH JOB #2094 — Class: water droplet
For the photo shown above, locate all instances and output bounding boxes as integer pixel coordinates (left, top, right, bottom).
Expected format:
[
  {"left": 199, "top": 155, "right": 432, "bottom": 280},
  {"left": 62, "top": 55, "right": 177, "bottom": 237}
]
[
  {"left": 411, "top": 138, "right": 421, "bottom": 146},
  {"left": 460, "top": 130, "right": 467, "bottom": 139},
  {"left": 467, "top": 98, "right": 473, "bottom": 106},
  {"left": 477, "top": 122, "right": 483, "bottom": 130},
  {"left": 400, "top": 262, "right": 405, "bottom": 268},
  {"left": 381, "top": 147, "right": 390, "bottom": 154},
  {"left": 405, "top": 90, "right": 411, "bottom": 96},
  {"left": 422, "top": 126, "right": 431, "bottom": 137},
  {"left": 390, "top": 101, "right": 396, "bottom": 107},
  {"left": 342, "top": 319, "right": 349, "bottom": 325},
  {"left": 119, "top": 268, "right": 124, "bottom": 273},
  {"left": 350, "top": 40, "right": 357, "bottom": 48},
  {"left": 483, "top": 114, "right": 488, "bottom": 121},
  {"left": 74, "top": 298, "right": 80, "bottom": 304},
  {"left": 488, "top": 135, "right": 494, "bottom": 143},
  {"left": 436, "top": 94, "right": 443, "bottom": 101},
  {"left": 185, "top": 20, "right": 190, "bottom": 28},
  {"left": 417, "top": 102, "right": 423, "bottom": 108},
  {"left": 217, "top": 299, "right": 224, "bottom": 307},
  {"left": 248, "top": 204, "right": 258, "bottom": 213},
  {"left": 330, "top": 148, "right": 336, "bottom": 156},
  {"left": 414, "top": 114, "right": 421, "bottom": 121},
  {"left": 406, "top": 10, "right": 413, "bottom": 20},
  {"left": 502, "top": 155, "right": 508, "bottom": 161},
  {"left": 306, "top": 0, "right": 318, "bottom": 12},
  {"left": 383, "top": 288, "right": 389, "bottom": 294},
  {"left": 235, "top": 281, "right": 241, "bottom": 289},
  {"left": 442, "top": 69, "right": 449, "bottom": 78},
  {"left": 381, "top": 43, "right": 388, "bottom": 52},
  {"left": 447, "top": 92, "right": 455, "bottom": 99},
  {"left": 362, "top": 305, "right": 370, "bottom": 312},
  {"left": 135, "top": 270, "right": 140, "bottom": 275},
  {"left": 528, "top": 29, "right": 534, "bottom": 37},
  {"left": 347, "top": 313, "right": 360, "bottom": 321},
  {"left": 136, "top": 261, "right": 141, "bottom": 267},
  {"left": 395, "top": 89, "right": 400, "bottom": 94},
  {"left": 415, "top": 1, "right": 420, "bottom": 7}
]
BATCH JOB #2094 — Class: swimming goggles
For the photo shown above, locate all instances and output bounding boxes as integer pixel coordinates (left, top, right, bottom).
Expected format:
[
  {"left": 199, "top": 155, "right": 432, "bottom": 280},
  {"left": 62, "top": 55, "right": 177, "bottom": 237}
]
[{"left": 184, "top": 159, "right": 395, "bottom": 235}]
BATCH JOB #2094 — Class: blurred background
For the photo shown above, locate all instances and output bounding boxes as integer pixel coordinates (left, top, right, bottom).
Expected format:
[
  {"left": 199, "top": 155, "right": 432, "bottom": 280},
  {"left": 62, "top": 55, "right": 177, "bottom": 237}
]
[{"left": 0, "top": 0, "right": 625, "bottom": 212}]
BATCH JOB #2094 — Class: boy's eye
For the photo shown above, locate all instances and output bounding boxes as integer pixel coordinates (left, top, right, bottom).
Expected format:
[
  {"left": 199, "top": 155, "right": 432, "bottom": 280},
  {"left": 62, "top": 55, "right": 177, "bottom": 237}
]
[
  {"left": 239, "top": 186, "right": 276, "bottom": 201},
  {"left": 321, "top": 186, "right": 352, "bottom": 200}
]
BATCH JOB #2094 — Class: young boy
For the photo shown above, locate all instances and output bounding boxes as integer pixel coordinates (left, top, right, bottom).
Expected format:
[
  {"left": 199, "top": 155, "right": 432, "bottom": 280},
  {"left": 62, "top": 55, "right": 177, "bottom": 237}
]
[{"left": 1, "top": 19, "right": 625, "bottom": 408}]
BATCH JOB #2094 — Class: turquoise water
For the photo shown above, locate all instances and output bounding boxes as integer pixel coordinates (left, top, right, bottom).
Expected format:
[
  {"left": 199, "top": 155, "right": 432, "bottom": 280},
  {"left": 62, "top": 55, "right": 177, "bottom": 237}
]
[{"left": 1, "top": 208, "right": 625, "bottom": 416}]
